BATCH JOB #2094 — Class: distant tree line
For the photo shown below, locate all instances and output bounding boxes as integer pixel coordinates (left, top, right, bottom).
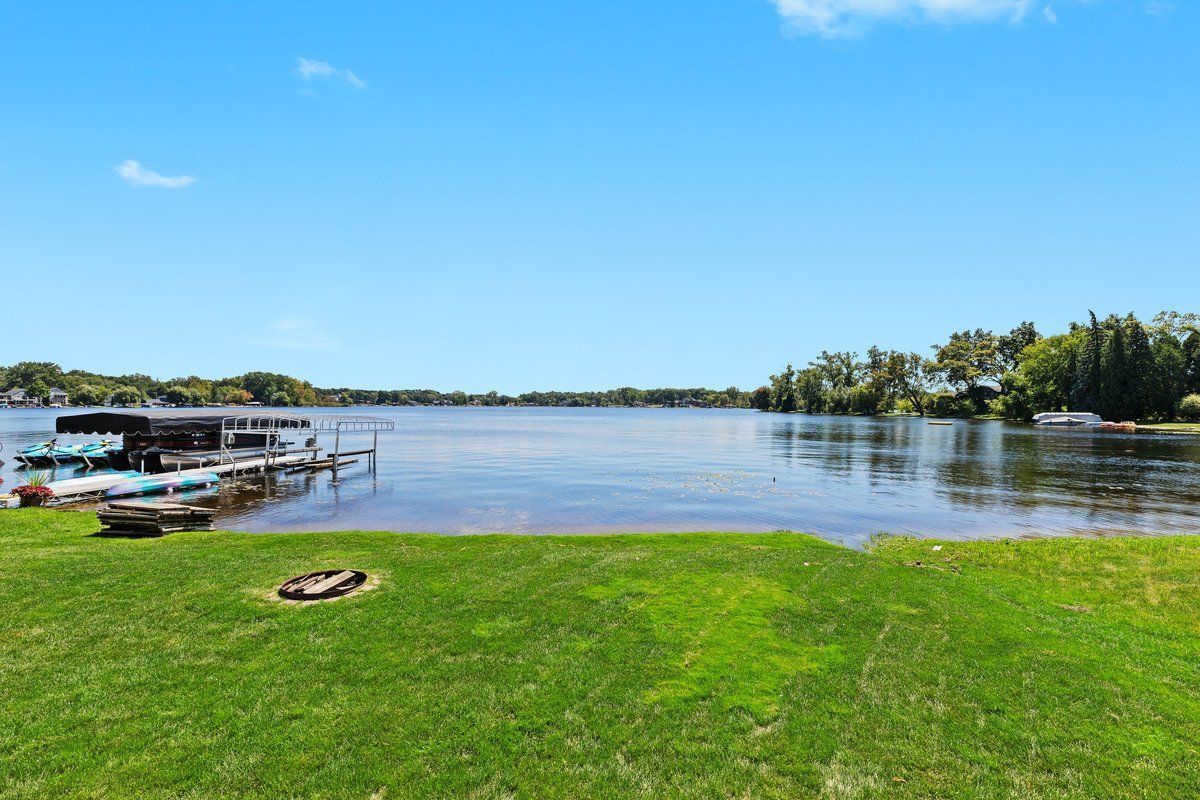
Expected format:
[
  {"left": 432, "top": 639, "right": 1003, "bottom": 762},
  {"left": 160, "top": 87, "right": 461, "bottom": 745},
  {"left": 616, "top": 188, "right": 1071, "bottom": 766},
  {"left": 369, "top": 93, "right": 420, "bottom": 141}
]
[
  {"left": 0, "top": 364, "right": 325, "bottom": 408},
  {"left": 317, "top": 386, "right": 750, "bottom": 408},
  {"left": 0, "top": 362, "right": 750, "bottom": 410},
  {"left": 752, "top": 310, "right": 1200, "bottom": 421}
]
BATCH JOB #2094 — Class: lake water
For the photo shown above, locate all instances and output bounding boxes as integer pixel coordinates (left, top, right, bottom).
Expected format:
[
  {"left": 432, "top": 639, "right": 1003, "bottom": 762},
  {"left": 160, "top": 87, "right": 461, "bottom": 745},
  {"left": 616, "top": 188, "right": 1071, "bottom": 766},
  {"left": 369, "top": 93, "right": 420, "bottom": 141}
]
[{"left": 2, "top": 407, "right": 1199, "bottom": 546}]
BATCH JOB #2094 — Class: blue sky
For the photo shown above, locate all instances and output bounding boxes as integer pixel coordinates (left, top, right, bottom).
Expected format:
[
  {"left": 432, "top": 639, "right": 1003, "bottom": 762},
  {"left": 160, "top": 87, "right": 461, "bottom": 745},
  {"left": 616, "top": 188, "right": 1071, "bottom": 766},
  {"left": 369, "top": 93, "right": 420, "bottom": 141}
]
[{"left": 1, "top": 1, "right": 1195, "bottom": 392}]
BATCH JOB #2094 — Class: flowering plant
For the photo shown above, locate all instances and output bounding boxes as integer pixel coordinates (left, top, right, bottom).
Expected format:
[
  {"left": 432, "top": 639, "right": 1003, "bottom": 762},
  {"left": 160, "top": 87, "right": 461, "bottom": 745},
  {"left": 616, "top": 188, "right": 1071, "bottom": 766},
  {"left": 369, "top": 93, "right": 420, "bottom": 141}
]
[
  {"left": 14, "top": 485, "right": 54, "bottom": 498},
  {"left": 13, "top": 484, "right": 54, "bottom": 506}
]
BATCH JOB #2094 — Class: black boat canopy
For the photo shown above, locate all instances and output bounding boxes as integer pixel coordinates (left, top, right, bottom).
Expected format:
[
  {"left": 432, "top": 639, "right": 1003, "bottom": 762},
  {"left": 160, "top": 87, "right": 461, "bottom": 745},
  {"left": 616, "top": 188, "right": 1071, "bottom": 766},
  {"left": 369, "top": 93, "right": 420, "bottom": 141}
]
[{"left": 56, "top": 409, "right": 314, "bottom": 436}]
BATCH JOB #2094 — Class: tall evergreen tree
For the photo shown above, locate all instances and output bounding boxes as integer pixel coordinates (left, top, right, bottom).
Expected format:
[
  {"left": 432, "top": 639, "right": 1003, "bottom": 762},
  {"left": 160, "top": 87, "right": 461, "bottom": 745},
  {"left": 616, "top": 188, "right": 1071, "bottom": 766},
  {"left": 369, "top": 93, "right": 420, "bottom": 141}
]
[
  {"left": 1071, "top": 311, "right": 1103, "bottom": 411},
  {"left": 1098, "top": 318, "right": 1131, "bottom": 420},
  {"left": 1124, "top": 314, "right": 1153, "bottom": 420}
]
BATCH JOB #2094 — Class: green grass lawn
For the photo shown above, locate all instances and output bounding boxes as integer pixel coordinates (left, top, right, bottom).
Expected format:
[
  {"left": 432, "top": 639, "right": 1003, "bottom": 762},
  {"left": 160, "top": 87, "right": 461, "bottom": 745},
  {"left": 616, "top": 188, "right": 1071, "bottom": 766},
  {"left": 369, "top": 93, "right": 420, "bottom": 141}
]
[
  {"left": 1138, "top": 421, "right": 1200, "bottom": 434},
  {"left": 2, "top": 510, "right": 1199, "bottom": 798}
]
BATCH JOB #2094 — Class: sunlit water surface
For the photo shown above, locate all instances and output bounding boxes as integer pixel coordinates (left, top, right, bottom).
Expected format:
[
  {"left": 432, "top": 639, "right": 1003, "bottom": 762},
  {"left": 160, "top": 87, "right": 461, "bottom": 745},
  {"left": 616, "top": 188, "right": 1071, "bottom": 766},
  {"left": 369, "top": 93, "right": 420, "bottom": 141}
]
[{"left": 2, "top": 407, "right": 1198, "bottom": 546}]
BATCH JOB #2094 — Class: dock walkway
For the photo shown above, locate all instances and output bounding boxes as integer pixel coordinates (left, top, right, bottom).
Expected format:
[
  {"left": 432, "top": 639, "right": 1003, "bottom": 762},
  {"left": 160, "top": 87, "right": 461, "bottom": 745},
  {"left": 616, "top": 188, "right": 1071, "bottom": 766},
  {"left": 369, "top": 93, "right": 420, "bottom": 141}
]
[{"left": 47, "top": 453, "right": 320, "bottom": 504}]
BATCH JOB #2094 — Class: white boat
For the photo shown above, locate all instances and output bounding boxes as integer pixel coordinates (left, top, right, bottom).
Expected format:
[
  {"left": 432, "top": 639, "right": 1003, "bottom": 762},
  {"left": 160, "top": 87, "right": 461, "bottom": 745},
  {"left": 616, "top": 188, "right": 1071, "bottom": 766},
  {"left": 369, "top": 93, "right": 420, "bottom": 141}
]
[{"left": 1033, "top": 412, "right": 1103, "bottom": 427}]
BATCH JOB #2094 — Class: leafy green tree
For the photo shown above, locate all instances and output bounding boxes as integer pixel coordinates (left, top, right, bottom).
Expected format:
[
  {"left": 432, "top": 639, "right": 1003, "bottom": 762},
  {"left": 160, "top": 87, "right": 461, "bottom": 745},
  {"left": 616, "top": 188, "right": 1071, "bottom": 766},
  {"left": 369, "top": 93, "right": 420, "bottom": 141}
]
[
  {"left": 218, "top": 386, "right": 252, "bottom": 405},
  {"left": 749, "top": 386, "right": 771, "bottom": 411},
  {"left": 991, "top": 372, "right": 1033, "bottom": 420},
  {"left": 809, "top": 351, "right": 861, "bottom": 390},
  {"left": 72, "top": 384, "right": 108, "bottom": 406},
  {"left": 110, "top": 386, "right": 145, "bottom": 406},
  {"left": 1180, "top": 394, "right": 1200, "bottom": 421},
  {"left": 113, "top": 373, "right": 158, "bottom": 395},
  {"left": 6, "top": 362, "right": 63, "bottom": 391},
  {"left": 1149, "top": 335, "right": 1185, "bottom": 419},
  {"left": 166, "top": 376, "right": 214, "bottom": 401},
  {"left": 849, "top": 384, "right": 882, "bottom": 415},
  {"left": 178, "top": 388, "right": 207, "bottom": 406},
  {"left": 862, "top": 346, "right": 893, "bottom": 409},
  {"left": 614, "top": 387, "right": 647, "bottom": 406},
  {"left": 28, "top": 379, "right": 50, "bottom": 403},
  {"left": 878, "top": 351, "right": 933, "bottom": 415},
  {"left": 1184, "top": 331, "right": 1200, "bottom": 395},
  {"left": 769, "top": 364, "right": 797, "bottom": 412},
  {"left": 930, "top": 392, "right": 959, "bottom": 418},
  {"left": 795, "top": 368, "right": 825, "bottom": 414},
  {"left": 1151, "top": 311, "right": 1199, "bottom": 339},
  {"left": 164, "top": 385, "right": 191, "bottom": 405},
  {"left": 932, "top": 329, "right": 1001, "bottom": 400},
  {"left": 997, "top": 322, "right": 1040, "bottom": 373},
  {"left": 1018, "top": 332, "right": 1083, "bottom": 413}
]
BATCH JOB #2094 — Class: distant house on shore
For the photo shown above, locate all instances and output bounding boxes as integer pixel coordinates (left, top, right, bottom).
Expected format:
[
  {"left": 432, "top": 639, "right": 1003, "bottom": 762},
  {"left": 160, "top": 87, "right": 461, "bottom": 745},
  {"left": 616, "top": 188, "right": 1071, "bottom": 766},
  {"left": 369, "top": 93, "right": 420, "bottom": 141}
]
[
  {"left": 48, "top": 387, "right": 69, "bottom": 406},
  {"left": 0, "top": 388, "right": 41, "bottom": 408},
  {"left": 143, "top": 396, "right": 171, "bottom": 408},
  {"left": 955, "top": 384, "right": 1002, "bottom": 402}
]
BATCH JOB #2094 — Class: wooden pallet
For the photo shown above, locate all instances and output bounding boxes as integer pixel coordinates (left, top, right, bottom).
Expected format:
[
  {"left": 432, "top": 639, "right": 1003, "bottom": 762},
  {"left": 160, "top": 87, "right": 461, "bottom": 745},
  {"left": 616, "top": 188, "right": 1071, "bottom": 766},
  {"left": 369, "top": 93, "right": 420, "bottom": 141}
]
[{"left": 97, "top": 502, "right": 217, "bottom": 537}]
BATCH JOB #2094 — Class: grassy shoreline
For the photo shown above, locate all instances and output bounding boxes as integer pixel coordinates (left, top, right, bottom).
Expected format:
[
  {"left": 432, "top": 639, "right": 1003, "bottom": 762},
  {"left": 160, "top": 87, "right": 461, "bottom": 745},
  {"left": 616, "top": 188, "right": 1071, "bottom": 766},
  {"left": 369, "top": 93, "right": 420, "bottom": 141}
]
[
  {"left": 2, "top": 509, "right": 1199, "bottom": 798},
  {"left": 1136, "top": 421, "right": 1200, "bottom": 434}
]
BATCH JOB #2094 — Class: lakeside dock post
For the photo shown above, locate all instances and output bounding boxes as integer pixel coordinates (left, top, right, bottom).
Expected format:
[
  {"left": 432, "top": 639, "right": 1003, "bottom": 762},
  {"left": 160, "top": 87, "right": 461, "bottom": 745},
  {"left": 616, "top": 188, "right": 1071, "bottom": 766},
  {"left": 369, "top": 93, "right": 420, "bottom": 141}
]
[{"left": 332, "top": 427, "right": 341, "bottom": 481}]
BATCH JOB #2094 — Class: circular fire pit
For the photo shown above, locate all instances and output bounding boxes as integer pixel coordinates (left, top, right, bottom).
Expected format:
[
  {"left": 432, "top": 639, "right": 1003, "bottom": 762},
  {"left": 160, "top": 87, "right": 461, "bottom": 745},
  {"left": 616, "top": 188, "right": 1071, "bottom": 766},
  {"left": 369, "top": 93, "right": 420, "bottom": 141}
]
[{"left": 278, "top": 569, "right": 368, "bottom": 601}]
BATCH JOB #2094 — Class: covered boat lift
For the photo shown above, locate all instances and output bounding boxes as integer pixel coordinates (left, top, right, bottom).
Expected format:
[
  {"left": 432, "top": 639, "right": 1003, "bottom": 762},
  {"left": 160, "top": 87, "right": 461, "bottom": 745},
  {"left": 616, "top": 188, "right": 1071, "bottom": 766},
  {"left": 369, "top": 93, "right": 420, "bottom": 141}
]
[{"left": 51, "top": 409, "right": 394, "bottom": 502}]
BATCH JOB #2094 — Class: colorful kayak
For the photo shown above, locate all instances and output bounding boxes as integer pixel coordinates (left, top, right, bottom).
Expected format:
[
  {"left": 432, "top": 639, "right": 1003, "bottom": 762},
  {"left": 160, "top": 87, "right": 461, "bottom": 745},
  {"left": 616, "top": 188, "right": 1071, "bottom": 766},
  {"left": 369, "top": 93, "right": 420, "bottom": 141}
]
[{"left": 105, "top": 472, "right": 221, "bottom": 499}]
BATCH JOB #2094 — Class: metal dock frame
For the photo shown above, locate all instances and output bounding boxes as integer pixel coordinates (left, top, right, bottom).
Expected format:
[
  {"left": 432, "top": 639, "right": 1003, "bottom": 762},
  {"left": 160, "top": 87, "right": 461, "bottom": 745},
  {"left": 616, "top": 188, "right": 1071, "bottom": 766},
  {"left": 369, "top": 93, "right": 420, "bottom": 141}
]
[{"left": 217, "top": 412, "right": 394, "bottom": 481}]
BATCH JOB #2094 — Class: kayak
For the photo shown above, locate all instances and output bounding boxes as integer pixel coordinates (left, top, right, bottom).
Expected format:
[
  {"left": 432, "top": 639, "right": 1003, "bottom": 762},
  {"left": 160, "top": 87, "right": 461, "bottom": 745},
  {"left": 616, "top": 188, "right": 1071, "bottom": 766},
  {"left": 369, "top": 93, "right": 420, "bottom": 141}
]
[
  {"left": 105, "top": 472, "right": 221, "bottom": 499},
  {"left": 45, "top": 471, "right": 141, "bottom": 499}
]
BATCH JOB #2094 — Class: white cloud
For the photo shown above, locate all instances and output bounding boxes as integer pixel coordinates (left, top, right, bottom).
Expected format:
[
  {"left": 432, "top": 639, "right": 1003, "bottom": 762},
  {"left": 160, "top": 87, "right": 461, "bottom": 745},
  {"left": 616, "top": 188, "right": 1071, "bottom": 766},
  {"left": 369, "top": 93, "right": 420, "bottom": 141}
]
[
  {"left": 1043, "top": 4, "right": 1058, "bottom": 22},
  {"left": 253, "top": 318, "right": 338, "bottom": 351},
  {"left": 114, "top": 159, "right": 195, "bottom": 189},
  {"left": 770, "top": 0, "right": 1035, "bottom": 36},
  {"left": 297, "top": 57, "right": 365, "bottom": 90}
]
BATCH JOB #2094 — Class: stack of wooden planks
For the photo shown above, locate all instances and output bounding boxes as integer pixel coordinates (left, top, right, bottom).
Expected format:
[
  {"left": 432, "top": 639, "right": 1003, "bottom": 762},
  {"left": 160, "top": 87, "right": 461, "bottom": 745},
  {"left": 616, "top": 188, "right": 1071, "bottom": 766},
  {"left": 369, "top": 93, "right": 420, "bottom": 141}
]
[{"left": 97, "top": 502, "right": 217, "bottom": 536}]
